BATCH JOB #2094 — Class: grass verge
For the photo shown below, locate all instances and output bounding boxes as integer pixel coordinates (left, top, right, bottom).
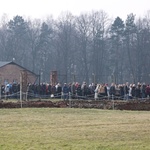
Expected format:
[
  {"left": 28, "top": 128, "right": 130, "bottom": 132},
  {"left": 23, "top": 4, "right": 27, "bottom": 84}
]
[{"left": 0, "top": 108, "right": 150, "bottom": 150}]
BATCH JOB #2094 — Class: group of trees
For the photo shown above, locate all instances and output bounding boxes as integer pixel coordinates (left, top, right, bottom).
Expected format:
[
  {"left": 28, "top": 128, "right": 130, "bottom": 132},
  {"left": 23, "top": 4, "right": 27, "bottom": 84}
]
[{"left": 0, "top": 10, "right": 150, "bottom": 84}]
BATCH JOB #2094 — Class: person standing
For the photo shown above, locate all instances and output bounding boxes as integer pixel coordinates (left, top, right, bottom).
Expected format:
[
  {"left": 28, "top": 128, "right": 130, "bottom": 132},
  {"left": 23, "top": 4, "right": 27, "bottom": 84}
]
[
  {"left": 5, "top": 84, "right": 10, "bottom": 100},
  {"left": 81, "top": 82, "right": 88, "bottom": 99},
  {"left": 109, "top": 83, "right": 116, "bottom": 100},
  {"left": 62, "top": 83, "right": 69, "bottom": 100}
]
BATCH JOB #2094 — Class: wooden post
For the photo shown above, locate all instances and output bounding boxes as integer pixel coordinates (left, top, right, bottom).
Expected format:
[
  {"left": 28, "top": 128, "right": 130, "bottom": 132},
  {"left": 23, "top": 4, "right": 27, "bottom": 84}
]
[
  {"left": 69, "top": 92, "right": 72, "bottom": 108},
  {"left": 20, "top": 73, "right": 22, "bottom": 108},
  {"left": 50, "top": 71, "right": 57, "bottom": 86}
]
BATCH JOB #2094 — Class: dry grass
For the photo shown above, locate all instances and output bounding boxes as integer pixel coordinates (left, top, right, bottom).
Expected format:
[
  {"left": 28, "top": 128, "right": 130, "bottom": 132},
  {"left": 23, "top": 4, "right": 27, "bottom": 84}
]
[{"left": 0, "top": 108, "right": 150, "bottom": 150}]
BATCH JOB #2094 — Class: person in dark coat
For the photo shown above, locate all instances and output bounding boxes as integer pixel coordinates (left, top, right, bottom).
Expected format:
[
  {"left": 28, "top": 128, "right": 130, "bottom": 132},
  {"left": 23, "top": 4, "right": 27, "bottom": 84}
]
[
  {"left": 62, "top": 83, "right": 69, "bottom": 100},
  {"left": 76, "top": 84, "right": 82, "bottom": 99},
  {"left": 109, "top": 83, "right": 116, "bottom": 100},
  {"left": 135, "top": 83, "right": 141, "bottom": 99},
  {"left": 81, "top": 82, "right": 88, "bottom": 99}
]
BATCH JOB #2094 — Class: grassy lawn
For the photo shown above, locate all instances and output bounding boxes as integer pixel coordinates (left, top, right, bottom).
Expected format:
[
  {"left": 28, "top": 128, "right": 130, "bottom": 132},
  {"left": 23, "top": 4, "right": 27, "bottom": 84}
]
[{"left": 0, "top": 108, "right": 150, "bottom": 150}]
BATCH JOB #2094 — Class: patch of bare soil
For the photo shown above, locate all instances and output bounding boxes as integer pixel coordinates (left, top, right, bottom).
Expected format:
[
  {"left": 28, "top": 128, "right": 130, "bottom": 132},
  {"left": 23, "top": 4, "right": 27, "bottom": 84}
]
[{"left": 0, "top": 99, "right": 150, "bottom": 110}]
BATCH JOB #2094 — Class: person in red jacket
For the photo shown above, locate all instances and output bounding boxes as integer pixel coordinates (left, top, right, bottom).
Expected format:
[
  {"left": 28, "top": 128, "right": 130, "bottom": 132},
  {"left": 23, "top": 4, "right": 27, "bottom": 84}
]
[{"left": 146, "top": 85, "right": 150, "bottom": 99}]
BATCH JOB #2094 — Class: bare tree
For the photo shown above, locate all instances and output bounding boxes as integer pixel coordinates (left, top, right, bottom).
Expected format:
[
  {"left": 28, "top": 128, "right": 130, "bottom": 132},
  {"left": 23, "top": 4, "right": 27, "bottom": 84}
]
[
  {"left": 55, "top": 12, "right": 76, "bottom": 83},
  {"left": 90, "top": 10, "right": 109, "bottom": 83},
  {"left": 27, "top": 19, "right": 41, "bottom": 73},
  {"left": 7, "top": 15, "right": 30, "bottom": 66},
  {"left": 124, "top": 13, "right": 137, "bottom": 83},
  {"left": 110, "top": 16, "right": 125, "bottom": 83},
  {"left": 135, "top": 13, "right": 150, "bottom": 82},
  {"left": 0, "top": 14, "right": 9, "bottom": 61},
  {"left": 75, "top": 13, "right": 92, "bottom": 83}
]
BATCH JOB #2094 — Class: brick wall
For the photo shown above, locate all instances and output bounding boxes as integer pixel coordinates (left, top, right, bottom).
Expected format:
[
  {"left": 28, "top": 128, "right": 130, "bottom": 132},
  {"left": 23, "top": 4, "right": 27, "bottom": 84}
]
[{"left": 0, "top": 63, "right": 37, "bottom": 84}]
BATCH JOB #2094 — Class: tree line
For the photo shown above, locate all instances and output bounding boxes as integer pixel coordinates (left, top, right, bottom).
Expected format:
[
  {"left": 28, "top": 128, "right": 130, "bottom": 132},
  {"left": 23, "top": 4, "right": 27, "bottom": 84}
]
[{"left": 0, "top": 10, "right": 150, "bottom": 84}]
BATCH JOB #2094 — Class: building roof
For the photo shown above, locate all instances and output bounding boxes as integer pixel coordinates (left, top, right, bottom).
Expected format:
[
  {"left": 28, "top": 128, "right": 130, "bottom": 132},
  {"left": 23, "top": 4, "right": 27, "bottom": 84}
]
[
  {"left": 0, "top": 61, "right": 38, "bottom": 76},
  {"left": 0, "top": 61, "right": 12, "bottom": 68}
]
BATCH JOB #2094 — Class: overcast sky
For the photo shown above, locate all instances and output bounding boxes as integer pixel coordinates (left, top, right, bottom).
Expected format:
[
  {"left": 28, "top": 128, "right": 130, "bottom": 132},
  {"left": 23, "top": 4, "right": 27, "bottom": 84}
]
[{"left": 0, "top": 0, "right": 149, "bottom": 20}]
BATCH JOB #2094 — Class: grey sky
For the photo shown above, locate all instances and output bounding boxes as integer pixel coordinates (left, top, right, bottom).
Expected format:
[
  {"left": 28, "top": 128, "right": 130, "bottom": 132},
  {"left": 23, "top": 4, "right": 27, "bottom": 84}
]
[{"left": 0, "top": 0, "right": 149, "bottom": 20}]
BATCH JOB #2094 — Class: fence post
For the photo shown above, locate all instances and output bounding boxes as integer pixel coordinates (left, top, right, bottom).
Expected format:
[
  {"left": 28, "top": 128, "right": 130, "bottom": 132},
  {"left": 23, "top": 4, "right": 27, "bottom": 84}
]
[
  {"left": 20, "top": 74, "right": 22, "bottom": 108},
  {"left": 69, "top": 92, "right": 72, "bottom": 108},
  {"left": 112, "top": 94, "right": 114, "bottom": 110}
]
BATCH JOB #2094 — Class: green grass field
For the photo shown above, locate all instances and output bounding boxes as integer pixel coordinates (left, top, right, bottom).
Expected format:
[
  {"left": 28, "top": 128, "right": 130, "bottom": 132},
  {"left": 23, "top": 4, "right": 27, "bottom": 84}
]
[{"left": 0, "top": 108, "right": 150, "bottom": 150}]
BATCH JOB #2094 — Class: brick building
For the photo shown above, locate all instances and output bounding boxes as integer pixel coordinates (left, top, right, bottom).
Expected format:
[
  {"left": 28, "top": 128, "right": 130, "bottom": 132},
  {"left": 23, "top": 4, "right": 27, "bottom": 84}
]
[{"left": 0, "top": 61, "right": 38, "bottom": 85}]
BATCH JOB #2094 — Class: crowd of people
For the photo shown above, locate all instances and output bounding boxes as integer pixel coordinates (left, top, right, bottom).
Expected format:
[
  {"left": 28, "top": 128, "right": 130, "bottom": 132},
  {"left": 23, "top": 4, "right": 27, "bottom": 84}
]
[{"left": 1, "top": 81, "right": 150, "bottom": 100}]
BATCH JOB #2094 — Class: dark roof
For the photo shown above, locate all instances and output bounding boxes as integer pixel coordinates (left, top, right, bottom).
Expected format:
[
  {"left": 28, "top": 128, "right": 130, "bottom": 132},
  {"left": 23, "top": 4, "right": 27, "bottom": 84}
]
[
  {"left": 0, "top": 61, "right": 38, "bottom": 76},
  {"left": 0, "top": 61, "right": 12, "bottom": 67}
]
